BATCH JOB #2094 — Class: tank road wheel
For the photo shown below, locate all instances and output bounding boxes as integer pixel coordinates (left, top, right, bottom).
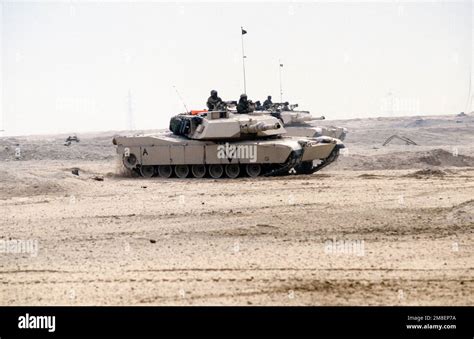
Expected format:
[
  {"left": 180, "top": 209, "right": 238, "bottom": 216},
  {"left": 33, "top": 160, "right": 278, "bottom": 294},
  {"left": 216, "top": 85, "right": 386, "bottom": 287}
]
[
  {"left": 140, "top": 165, "right": 154, "bottom": 178},
  {"left": 209, "top": 164, "right": 224, "bottom": 179},
  {"left": 245, "top": 163, "right": 261, "bottom": 177},
  {"left": 175, "top": 165, "right": 189, "bottom": 178},
  {"left": 123, "top": 154, "right": 137, "bottom": 169},
  {"left": 157, "top": 165, "right": 172, "bottom": 178},
  {"left": 191, "top": 165, "right": 206, "bottom": 178},
  {"left": 225, "top": 164, "right": 240, "bottom": 178}
]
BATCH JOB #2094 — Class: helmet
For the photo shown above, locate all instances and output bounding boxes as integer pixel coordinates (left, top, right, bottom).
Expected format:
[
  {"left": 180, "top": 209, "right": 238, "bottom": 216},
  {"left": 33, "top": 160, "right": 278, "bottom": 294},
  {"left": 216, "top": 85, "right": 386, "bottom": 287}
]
[
  {"left": 240, "top": 94, "right": 247, "bottom": 99},
  {"left": 211, "top": 90, "right": 217, "bottom": 96}
]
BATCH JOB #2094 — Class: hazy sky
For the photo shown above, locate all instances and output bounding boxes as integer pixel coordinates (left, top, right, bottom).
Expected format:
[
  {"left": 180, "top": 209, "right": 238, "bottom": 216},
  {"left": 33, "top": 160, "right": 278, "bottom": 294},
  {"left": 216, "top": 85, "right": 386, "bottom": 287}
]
[{"left": 1, "top": 0, "right": 472, "bottom": 136}]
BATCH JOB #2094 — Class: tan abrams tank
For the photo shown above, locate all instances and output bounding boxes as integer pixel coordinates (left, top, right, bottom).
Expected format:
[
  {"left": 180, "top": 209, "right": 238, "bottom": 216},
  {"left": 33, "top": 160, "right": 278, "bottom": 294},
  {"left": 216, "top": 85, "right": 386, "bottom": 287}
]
[{"left": 113, "top": 110, "right": 344, "bottom": 178}]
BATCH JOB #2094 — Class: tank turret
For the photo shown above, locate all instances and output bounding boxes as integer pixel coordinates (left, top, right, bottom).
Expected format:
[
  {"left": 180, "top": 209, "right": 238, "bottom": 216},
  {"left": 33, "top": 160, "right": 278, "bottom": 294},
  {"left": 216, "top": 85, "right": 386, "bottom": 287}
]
[{"left": 169, "top": 111, "right": 285, "bottom": 140}]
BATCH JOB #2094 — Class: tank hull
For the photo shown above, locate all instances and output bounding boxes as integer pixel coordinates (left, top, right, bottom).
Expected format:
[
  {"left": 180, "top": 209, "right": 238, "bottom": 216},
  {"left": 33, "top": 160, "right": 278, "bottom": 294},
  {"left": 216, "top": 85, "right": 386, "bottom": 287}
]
[{"left": 113, "top": 132, "right": 343, "bottom": 178}]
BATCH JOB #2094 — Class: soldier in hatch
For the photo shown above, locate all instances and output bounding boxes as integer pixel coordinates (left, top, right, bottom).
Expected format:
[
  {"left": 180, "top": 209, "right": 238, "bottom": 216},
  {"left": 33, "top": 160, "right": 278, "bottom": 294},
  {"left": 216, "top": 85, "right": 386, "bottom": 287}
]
[
  {"left": 206, "top": 90, "right": 223, "bottom": 111},
  {"left": 263, "top": 95, "right": 273, "bottom": 110},
  {"left": 237, "top": 94, "right": 254, "bottom": 113}
]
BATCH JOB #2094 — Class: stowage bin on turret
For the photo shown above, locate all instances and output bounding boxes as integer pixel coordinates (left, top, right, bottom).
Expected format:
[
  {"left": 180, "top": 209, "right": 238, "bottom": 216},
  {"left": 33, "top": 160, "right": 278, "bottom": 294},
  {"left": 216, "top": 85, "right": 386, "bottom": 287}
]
[{"left": 113, "top": 110, "right": 345, "bottom": 179}]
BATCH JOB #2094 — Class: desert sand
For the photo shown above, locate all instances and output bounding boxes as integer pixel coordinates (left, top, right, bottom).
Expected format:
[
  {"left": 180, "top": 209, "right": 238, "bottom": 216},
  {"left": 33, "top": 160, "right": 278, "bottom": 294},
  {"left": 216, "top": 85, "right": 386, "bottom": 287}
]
[{"left": 0, "top": 113, "right": 473, "bottom": 305}]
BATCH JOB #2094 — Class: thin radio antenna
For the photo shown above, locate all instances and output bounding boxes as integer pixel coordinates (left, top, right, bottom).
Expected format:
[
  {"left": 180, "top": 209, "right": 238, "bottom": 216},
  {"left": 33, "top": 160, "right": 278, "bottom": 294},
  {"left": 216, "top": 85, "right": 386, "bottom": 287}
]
[
  {"left": 173, "top": 85, "right": 189, "bottom": 113},
  {"left": 279, "top": 59, "right": 284, "bottom": 103},
  {"left": 241, "top": 26, "right": 248, "bottom": 94}
]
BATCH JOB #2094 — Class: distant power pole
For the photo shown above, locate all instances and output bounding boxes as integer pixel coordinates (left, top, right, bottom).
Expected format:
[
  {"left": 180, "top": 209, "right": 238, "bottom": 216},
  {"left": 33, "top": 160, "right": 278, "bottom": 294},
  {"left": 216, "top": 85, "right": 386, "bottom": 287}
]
[
  {"left": 466, "top": 2, "right": 474, "bottom": 113},
  {"left": 0, "top": 2, "right": 4, "bottom": 135},
  {"left": 466, "top": 76, "right": 473, "bottom": 113},
  {"left": 127, "top": 89, "right": 135, "bottom": 130}
]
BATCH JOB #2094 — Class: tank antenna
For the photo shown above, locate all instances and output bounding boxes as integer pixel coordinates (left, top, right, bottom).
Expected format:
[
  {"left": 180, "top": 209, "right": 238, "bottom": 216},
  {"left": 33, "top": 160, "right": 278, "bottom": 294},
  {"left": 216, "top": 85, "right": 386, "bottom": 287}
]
[
  {"left": 173, "top": 85, "right": 189, "bottom": 113},
  {"left": 279, "top": 60, "right": 284, "bottom": 103},
  {"left": 241, "top": 27, "right": 248, "bottom": 94}
]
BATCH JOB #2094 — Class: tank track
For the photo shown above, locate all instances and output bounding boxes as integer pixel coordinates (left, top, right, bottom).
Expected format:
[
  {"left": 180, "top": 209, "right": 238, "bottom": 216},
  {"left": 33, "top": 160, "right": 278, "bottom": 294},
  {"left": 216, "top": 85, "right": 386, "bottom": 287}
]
[
  {"left": 263, "top": 151, "right": 302, "bottom": 177},
  {"left": 127, "top": 148, "right": 339, "bottom": 179},
  {"left": 128, "top": 147, "right": 340, "bottom": 179},
  {"left": 310, "top": 147, "right": 340, "bottom": 173},
  {"left": 292, "top": 148, "right": 340, "bottom": 175}
]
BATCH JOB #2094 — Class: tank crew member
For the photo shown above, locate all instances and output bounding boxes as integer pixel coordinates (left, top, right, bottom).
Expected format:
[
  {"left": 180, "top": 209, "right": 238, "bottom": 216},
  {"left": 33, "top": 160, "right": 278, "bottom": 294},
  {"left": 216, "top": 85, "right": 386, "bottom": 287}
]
[
  {"left": 263, "top": 95, "right": 273, "bottom": 110},
  {"left": 282, "top": 101, "right": 290, "bottom": 111},
  {"left": 237, "top": 94, "right": 253, "bottom": 113},
  {"left": 206, "top": 90, "right": 223, "bottom": 111}
]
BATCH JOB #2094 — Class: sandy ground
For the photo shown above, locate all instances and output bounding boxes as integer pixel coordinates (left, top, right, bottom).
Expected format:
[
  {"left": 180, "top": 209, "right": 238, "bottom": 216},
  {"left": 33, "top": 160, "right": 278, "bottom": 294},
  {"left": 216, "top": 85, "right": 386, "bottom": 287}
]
[{"left": 0, "top": 113, "right": 473, "bottom": 305}]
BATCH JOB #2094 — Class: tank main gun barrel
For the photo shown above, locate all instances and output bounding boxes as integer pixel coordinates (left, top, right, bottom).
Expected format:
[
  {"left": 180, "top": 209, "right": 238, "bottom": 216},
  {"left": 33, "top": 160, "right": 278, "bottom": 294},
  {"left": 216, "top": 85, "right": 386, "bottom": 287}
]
[
  {"left": 241, "top": 121, "right": 281, "bottom": 133},
  {"left": 290, "top": 114, "right": 325, "bottom": 123}
]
